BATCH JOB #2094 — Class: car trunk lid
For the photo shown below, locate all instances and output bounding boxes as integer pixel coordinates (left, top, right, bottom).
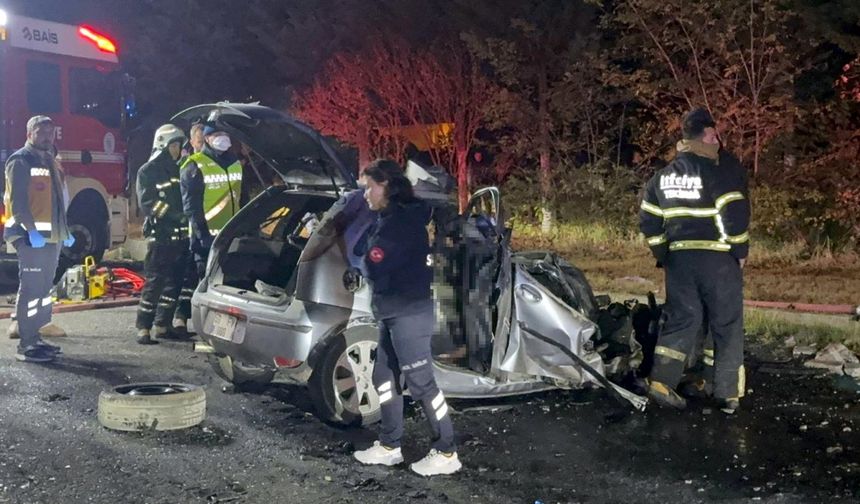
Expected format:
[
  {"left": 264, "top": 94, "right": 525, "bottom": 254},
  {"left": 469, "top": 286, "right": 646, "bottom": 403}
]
[{"left": 172, "top": 102, "right": 357, "bottom": 192}]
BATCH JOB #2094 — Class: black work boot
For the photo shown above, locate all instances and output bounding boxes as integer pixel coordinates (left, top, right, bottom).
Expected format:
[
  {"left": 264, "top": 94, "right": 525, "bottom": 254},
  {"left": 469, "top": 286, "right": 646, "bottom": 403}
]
[
  {"left": 679, "top": 378, "right": 713, "bottom": 399},
  {"left": 154, "top": 325, "right": 191, "bottom": 340},
  {"left": 137, "top": 329, "right": 158, "bottom": 345},
  {"left": 646, "top": 379, "right": 687, "bottom": 410}
]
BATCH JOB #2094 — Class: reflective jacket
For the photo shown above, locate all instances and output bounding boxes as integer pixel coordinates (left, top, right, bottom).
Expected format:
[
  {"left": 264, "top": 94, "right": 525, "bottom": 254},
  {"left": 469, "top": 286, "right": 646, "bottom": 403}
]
[
  {"left": 639, "top": 149, "right": 750, "bottom": 262},
  {"left": 136, "top": 150, "right": 187, "bottom": 242},
  {"left": 362, "top": 199, "right": 433, "bottom": 320},
  {"left": 3, "top": 144, "right": 70, "bottom": 244},
  {"left": 180, "top": 147, "right": 242, "bottom": 249}
]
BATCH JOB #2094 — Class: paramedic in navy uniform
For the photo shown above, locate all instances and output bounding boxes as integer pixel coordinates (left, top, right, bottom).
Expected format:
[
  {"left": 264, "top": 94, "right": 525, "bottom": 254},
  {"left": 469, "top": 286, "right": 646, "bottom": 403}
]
[{"left": 351, "top": 159, "right": 461, "bottom": 477}]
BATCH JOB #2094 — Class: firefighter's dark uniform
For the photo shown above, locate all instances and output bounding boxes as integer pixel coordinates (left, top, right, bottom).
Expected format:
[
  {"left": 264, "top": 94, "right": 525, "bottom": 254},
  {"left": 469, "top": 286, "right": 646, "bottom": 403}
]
[
  {"left": 176, "top": 146, "right": 243, "bottom": 322},
  {"left": 3, "top": 143, "right": 70, "bottom": 356},
  {"left": 684, "top": 149, "right": 750, "bottom": 395},
  {"left": 639, "top": 140, "right": 750, "bottom": 402},
  {"left": 363, "top": 199, "right": 455, "bottom": 453},
  {"left": 135, "top": 149, "right": 188, "bottom": 335}
]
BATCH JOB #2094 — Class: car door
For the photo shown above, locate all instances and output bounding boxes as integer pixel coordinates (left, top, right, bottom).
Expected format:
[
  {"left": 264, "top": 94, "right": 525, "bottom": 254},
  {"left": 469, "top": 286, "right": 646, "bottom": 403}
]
[{"left": 455, "top": 187, "right": 509, "bottom": 372}]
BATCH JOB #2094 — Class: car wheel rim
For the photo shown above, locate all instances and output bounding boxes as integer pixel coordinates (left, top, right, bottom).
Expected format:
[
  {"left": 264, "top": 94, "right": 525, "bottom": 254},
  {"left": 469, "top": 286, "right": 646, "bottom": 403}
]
[{"left": 332, "top": 340, "right": 379, "bottom": 419}]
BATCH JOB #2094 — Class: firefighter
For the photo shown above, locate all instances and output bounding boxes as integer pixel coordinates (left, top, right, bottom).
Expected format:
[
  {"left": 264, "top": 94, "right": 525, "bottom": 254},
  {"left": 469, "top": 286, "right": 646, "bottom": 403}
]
[
  {"left": 352, "top": 159, "right": 461, "bottom": 477},
  {"left": 3, "top": 116, "right": 73, "bottom": 362},
  {"left": 175, "top": 122, "right": 244, "bottom": 332},
  {"left": 639, "top": 108, "right": 750, "bottom": 414},
  {"left": 134, "top": 125, "right": 189, "bottom": 345}
]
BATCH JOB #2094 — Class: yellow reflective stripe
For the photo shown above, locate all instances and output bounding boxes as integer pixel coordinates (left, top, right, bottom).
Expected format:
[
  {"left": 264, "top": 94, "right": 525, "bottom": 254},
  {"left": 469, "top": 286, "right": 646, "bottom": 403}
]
[
  {"left": 703, "top": 356, "right": 715, "bottom": 366},
  {"left": 737, "top": 365, "right": 746, "bottom": 398},
  {"left": 669, "top": 240, "right": 731, "bottom": 252},
  {"left": 726, "top": 232, "right": 749, "bottom": 244},
  {"left": 654, "top": 345, "right": 686, "bottom": 362},
  {"left": 646, "top": 234, "right": 667, "bottom": 246},
  {"left": 640, "top": 200, "right": 664, "bottom": 216},
  {"left": 714, "top": 214, "right": 728, "bottom": 242},
  {"left": 715, "top": 191, "right": 744, "bottom": 210},
  {"left": 663, "top": 207, "right": 719, "bottom": 218},
  {"left": 204, "top": 196, "right": 230, "bottom": 222},
  {"left": 703, "top": 349, "right": 714, "bottom": 357}
]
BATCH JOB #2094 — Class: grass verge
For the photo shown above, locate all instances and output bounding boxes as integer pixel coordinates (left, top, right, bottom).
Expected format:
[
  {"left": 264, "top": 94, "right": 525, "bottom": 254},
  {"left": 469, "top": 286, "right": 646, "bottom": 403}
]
[
  {"left": 745, "top": 308, "right": 860, "bottom": 353},
  {"left": 512, "top": 222, "right": 860, "bottom": 305}
]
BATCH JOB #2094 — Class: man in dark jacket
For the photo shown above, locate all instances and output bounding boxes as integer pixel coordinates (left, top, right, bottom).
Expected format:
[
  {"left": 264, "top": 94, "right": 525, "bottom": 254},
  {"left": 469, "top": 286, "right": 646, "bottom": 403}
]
[
  {"left": 134, "top": 124, "right": 189, "bottom": 345},
  {"left": 3, "top": 116, "right": 73, "bottom": 362},
  {"left": 174, "top": 122, "right": 245, "bottom": 331},
  {"left": 639, "top": 108, "right": 750, "bottom": 414}
]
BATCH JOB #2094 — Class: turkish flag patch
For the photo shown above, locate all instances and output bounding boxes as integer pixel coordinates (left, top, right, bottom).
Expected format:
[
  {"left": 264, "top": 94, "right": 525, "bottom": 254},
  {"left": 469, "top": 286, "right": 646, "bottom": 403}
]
[{"left": 369, "top": 246, "right": 385, "bottom": 263}]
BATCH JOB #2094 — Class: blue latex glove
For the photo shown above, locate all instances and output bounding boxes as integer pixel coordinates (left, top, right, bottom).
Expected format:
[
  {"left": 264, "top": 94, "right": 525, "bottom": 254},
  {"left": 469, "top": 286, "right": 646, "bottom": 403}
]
[
  {"left": 63, "top": 235, "right": 76, "bottom": 248},
  {"left": 28, "top": 230, "right": 46, "bottom": 248}
]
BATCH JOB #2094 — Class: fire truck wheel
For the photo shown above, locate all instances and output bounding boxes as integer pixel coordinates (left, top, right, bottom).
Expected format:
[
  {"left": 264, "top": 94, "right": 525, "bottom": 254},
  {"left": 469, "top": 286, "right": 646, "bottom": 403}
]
[
  {"left": 65, "top": 199, "right": 108, "bottom": 265},
  {"left": 97, "top": 383, "right": 206, "bottom": 432}
]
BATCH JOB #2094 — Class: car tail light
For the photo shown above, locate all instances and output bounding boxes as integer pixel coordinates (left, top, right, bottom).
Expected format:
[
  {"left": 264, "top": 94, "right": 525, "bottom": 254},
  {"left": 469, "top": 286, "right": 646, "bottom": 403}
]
[
  {"left": 273, "top": 356, "right": 302, "bottom": 368},
  {"left": 225, "top": 306, "right": 246, "bottom": 321}
]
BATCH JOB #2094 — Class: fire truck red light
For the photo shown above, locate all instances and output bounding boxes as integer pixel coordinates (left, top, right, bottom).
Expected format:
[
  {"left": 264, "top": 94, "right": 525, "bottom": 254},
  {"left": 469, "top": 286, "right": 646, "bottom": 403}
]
[{"left": 78, "top": 26, "right": 117, "bottom": 54}]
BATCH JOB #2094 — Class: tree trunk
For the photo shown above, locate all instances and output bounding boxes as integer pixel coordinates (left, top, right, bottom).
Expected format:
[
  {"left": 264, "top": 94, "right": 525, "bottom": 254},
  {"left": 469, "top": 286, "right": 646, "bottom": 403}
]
[
  {"left": 753, "top": 107, "right": 761, "bottom": 178},
  {"left": 457, "top": 148, "right": 469, "bottom": 213},
  {"left": 538, "top": 65, "right": 554, "bottom": 234},
  {"left": 358, "top": 142, "right": 372, "bottom": 172}
]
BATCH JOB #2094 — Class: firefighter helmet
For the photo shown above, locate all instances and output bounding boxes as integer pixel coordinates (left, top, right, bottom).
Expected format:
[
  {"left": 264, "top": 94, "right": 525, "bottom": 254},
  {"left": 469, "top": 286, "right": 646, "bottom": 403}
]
[{"left": 150, "top": 124, "right": 186, "bottom": 157}]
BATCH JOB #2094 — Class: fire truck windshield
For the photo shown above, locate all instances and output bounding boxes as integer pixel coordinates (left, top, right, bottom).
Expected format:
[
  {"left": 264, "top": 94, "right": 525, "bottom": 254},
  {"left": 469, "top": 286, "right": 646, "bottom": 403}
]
[{"left": 69, "top": 66, "right": 122, "bottom": 129}]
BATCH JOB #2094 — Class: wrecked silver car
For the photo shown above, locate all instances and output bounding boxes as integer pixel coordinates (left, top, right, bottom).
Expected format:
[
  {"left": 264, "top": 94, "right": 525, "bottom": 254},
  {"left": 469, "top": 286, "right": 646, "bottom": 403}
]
[{"left": 177, "top": 103, "right": 646, "bottom": 426}]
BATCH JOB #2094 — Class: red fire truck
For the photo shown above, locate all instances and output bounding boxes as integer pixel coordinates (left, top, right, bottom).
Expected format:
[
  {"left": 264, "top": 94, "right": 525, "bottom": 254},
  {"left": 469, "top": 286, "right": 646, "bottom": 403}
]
[{"left": 0, "top": 9, "right": 134, "bottom": 282}]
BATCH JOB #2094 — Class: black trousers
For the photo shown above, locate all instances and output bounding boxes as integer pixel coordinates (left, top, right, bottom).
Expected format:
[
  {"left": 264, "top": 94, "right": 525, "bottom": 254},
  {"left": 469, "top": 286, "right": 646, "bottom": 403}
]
[
  {"left": 135, "top": 240, "right": 188, "bottom": 330},
  {"left": 175, "top": 251, "right": 206, "bottom": 322},
  {"left": 650, "top": 251, "right": 745, "bottom": 399}
]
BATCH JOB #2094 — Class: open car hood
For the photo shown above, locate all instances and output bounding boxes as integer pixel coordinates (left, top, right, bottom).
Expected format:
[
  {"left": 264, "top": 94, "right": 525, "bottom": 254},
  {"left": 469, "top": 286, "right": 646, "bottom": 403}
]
[{"left": 172, "top": 102, "right": 357, "bottom": 190}]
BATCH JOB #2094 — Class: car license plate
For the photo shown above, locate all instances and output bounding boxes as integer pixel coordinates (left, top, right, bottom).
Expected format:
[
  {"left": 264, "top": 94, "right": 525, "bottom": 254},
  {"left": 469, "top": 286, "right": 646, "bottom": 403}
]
[{"left": 211, "top": 312, "right": 238, "bottom": 341}]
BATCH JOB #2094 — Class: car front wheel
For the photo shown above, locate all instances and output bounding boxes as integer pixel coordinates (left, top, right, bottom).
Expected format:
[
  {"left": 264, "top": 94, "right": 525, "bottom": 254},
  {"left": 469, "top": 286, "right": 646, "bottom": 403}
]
[{"left": 309, "top": 324, "right": 380, "bottom": 426}]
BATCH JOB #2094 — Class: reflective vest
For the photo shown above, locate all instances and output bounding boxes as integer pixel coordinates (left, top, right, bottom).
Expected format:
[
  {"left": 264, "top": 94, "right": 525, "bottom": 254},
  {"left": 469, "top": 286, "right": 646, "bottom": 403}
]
[
  {"left": 181, "top": 152, "right": 242, "bottom": 236},
  {"left": 3, "top": 147, "right": 65, "bottom": 241}
]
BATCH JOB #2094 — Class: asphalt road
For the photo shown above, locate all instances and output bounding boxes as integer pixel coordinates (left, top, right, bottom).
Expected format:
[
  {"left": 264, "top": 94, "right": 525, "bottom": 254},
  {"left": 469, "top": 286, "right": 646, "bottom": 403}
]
[{"left": 0, "top": 305, "right": 858, "bottom": 504}]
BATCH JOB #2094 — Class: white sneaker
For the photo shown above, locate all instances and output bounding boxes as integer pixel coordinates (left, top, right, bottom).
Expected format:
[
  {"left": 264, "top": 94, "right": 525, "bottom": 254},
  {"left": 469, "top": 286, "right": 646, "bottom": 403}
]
[
  {"left": 353, "top": 441, "right": 404, "bottom": 466},
  {"left": 410, "top": 449, "right": 462, "bottom": 476}
]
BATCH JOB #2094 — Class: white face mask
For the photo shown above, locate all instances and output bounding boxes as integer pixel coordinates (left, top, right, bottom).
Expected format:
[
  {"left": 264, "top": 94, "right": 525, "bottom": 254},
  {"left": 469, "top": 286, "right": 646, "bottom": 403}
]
[{"left": 209, "top": 135, "right": 232, "bottom": 152}]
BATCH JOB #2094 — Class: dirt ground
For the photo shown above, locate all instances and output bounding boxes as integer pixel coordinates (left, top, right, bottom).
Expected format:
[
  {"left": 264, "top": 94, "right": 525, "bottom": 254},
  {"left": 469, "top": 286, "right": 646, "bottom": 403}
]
[{"left": 0, "top": 304, "right": 858, "bottom": 504}]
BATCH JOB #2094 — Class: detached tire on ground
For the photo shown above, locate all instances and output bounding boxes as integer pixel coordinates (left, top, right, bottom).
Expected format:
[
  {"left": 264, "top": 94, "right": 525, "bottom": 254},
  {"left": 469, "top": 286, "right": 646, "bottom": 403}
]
[
  {"left": 207, "top": 354, "right": 276, "bottom": 386},
  {"left": 309, "top": 324, "right": 381, "bottom": 426},
  {"left": 98, "top": 383, "right": 206, "bottom": 431}
]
